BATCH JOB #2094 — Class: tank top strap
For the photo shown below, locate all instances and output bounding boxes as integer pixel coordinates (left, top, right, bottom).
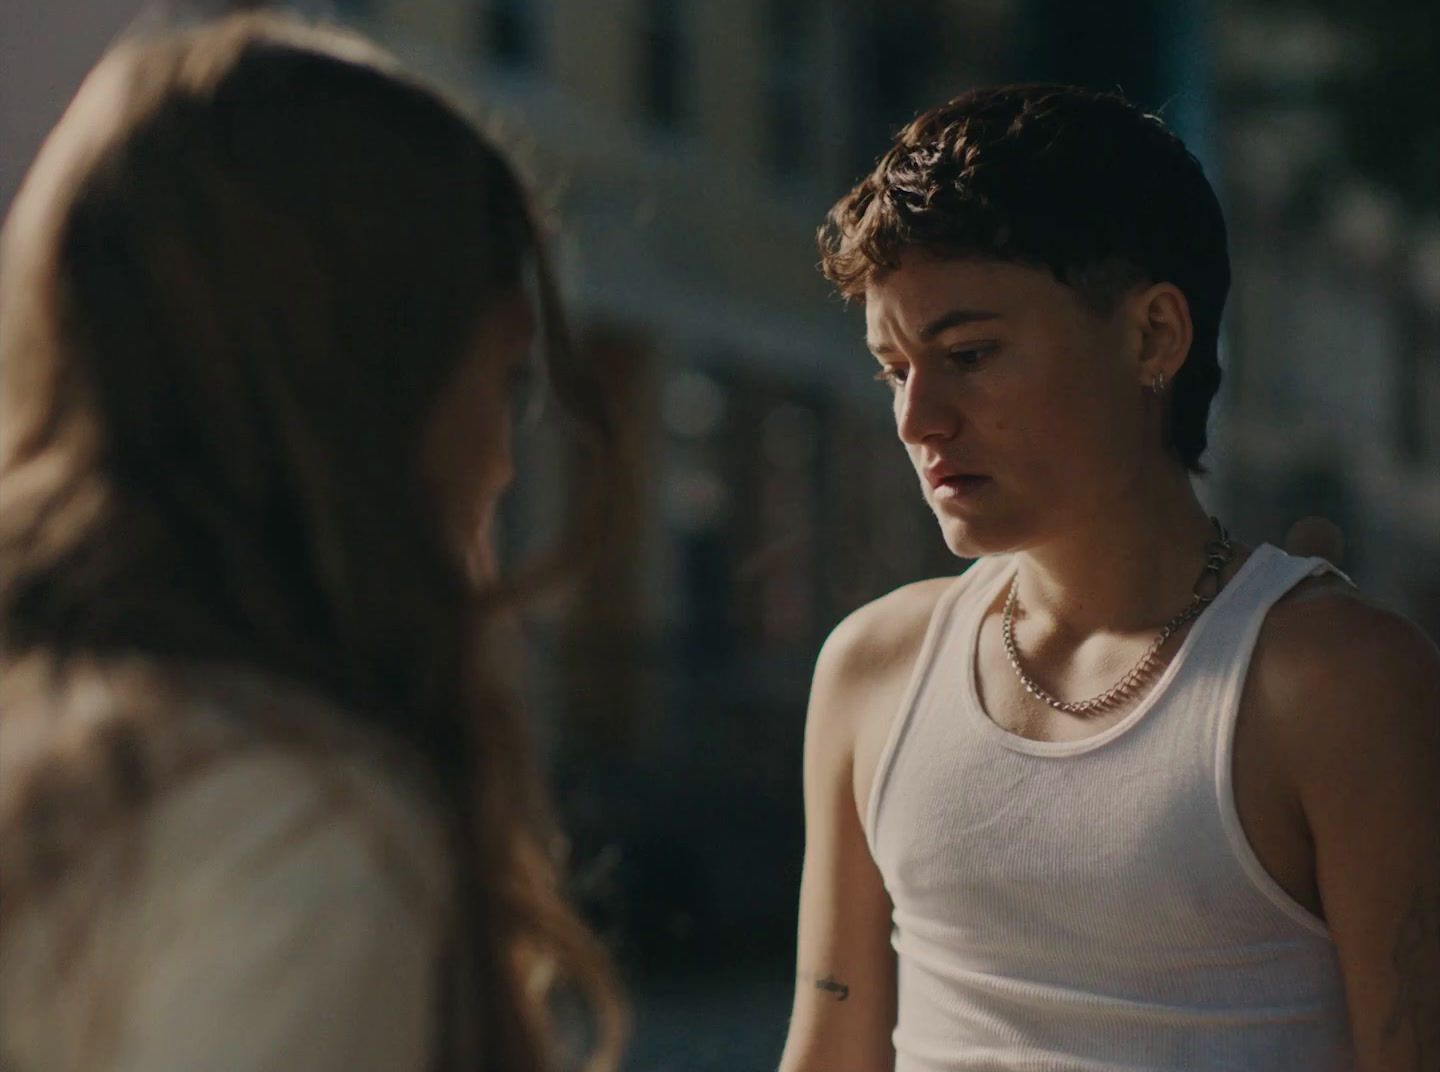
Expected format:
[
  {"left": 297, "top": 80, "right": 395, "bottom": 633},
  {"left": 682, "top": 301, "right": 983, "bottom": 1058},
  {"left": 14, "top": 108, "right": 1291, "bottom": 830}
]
[
  {"left": 1184, "top": 543, "right": 1349, "bottom": 713},
  {"left": 1157, "top": 543, "right": 1348, "bottom": 936},
  {"left": 862, "top": 555, "right": 1014, "bottom": 851}
]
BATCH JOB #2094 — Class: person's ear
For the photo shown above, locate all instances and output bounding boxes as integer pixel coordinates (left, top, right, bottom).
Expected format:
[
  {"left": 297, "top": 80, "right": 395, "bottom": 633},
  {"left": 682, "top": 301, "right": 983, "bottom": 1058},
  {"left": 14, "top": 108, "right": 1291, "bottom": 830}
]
[
  {"left": 1131, "top": 282, "right": 1193, "bottom": 392},
  {"left": 1284, "top": 516, "right": 1345, "bottom": 566}
]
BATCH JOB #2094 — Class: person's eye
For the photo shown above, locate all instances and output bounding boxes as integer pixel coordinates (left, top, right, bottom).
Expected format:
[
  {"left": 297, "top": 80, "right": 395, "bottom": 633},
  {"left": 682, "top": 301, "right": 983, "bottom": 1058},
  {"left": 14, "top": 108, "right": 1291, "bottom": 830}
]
[
  {"left": 948, "top": 345, "right": 993, "bottom": 368},
  {"left": 873, "top": 365, "right": 908, "bottom": 390}
]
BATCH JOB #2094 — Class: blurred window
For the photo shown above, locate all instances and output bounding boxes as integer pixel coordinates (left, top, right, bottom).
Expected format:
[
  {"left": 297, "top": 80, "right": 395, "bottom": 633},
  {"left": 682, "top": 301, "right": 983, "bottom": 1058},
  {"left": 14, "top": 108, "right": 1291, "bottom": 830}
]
[
  {"left": 767, "top": 0, "right": 818, "bottom": 180},
  {"left": 641, "top": 0, "right": 690, "bottom": 130},
  {"left": 845, "top": 2, "right": 939, "bottom": 176},
  {"left": 481, "top": 0, "right": 540, "bottom": 69}
]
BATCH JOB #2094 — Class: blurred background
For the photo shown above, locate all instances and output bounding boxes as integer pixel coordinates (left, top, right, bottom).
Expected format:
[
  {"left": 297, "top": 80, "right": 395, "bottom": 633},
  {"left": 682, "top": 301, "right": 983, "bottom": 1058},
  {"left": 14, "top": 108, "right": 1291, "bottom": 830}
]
[{"left": 4, "top": 0, "right": 1438, "bottom": 1067}]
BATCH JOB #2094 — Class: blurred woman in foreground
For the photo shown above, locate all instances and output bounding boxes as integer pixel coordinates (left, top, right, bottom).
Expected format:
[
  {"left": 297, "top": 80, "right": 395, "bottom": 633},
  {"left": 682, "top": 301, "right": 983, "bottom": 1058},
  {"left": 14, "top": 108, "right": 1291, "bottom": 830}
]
[{"left": 0, "top": 13, "right": 621, "bottom": 1071}]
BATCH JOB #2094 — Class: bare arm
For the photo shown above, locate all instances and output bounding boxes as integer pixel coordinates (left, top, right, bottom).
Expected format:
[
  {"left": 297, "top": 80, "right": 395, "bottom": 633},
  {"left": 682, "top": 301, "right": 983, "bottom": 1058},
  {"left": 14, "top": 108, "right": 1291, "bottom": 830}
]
[
  {"left": 779, "top": 583, "right": 948, "bottom": 1072},
  {"left": 778, "top": 621, "right": 897, "bottom": 1072},
  {"left": 1262, "top": 599, "right": 1440, "bottom": 1072}
]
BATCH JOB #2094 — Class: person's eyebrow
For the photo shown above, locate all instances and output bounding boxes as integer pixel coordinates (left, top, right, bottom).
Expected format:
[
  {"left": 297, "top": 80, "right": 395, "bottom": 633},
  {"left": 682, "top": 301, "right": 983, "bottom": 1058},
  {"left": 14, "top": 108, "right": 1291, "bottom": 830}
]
[{"left": 867, "top": 308, "right": 1001, "bottom": 355}]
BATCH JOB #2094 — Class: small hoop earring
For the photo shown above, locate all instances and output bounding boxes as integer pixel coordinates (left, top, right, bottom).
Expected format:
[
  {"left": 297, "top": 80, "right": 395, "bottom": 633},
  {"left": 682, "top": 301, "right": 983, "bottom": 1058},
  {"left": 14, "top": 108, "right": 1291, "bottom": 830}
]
[{"left": 1149, "top": 372, "right": 1167, "bottom": 397}]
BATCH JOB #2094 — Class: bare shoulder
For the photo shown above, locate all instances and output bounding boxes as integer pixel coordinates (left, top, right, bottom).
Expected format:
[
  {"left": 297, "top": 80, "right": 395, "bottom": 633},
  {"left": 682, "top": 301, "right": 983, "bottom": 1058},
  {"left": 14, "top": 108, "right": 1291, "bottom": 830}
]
[
  {"left": 806, "top": 569, "right": 981, "bottom": 814},
  {"left": 805, "top": 574, "right": 957, "bottom": 748},
  {"left": 815, "top": 574, "right": 960, "bottom": 691},
  {"left": 1250, "top": 574, "right": 1440, "bottom": 770}
]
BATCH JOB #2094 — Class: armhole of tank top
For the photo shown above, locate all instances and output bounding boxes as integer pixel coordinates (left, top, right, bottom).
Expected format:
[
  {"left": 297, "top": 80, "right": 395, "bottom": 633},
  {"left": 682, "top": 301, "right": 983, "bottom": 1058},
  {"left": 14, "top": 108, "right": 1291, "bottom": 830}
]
[
  {"left": 1213, "top": 554, "right": 1343, "bottom": 940},
  {"left": 863, "top": 560, "right": 1001, "bottom": 857}
]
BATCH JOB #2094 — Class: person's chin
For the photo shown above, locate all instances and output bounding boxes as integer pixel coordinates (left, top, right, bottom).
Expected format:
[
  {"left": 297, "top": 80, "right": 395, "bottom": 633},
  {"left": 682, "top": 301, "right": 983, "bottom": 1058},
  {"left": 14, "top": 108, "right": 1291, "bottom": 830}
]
[{"left": 932, "top": 504, "right": 1022, "bottom": 560}]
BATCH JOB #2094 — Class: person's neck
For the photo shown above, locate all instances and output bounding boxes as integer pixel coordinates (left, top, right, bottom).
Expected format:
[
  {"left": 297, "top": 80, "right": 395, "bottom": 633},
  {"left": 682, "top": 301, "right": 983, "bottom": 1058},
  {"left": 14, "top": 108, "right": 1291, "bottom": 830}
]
[{"left": 1012, "top": 466, "right": 1225, "bottom": 638}]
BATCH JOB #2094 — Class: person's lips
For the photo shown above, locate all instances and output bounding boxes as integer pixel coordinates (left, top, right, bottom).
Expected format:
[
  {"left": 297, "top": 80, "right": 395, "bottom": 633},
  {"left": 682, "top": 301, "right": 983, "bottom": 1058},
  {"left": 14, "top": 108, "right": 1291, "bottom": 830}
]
[
  {"left": 925, "top": 467, "right": 993, "bottom": 503},
  {"left": 925, "top": 465, "right": 989, "bottom": 491}
]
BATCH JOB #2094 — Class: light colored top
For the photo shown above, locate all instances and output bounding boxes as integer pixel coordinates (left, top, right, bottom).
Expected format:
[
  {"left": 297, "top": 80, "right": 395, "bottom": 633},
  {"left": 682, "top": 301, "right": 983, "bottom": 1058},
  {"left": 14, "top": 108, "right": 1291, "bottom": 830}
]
[
  {"left": 865, "top": 544, "right": 1353, "bottom": 1072},
  {"left": 0, "top": 717, "right": 451, "bottom": 1072}
]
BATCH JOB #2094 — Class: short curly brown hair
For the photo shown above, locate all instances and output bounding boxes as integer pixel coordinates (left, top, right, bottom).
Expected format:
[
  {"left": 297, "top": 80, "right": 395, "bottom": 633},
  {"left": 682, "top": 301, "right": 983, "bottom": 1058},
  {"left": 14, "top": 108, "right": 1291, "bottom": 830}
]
[{"left": 819, "top": 84, "right": 1229, "bottom": 473}]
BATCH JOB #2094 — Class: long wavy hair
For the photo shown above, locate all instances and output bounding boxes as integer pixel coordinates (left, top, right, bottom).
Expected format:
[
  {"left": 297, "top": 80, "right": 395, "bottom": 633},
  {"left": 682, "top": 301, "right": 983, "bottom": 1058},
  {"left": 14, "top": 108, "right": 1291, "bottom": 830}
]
[{"left": 0, "top": 13, "right": 621, "bottom": 1071}]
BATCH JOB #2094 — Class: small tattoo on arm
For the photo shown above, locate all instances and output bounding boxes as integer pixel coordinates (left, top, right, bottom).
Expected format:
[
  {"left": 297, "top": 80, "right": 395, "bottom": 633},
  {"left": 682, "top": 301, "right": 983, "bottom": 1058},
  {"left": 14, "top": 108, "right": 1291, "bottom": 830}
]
[
  {"left": 1381, "top": 886, "right": 1440, "bottom": 1071},
  {"left": 816, "top": 974, "right": 850, "bottom": 1002},
  {"left": 800, "top": 974, "right": 852, "bottom": 1002},
  {"left": 798, "top": 970, "right": 850, "bottom": 1002}
]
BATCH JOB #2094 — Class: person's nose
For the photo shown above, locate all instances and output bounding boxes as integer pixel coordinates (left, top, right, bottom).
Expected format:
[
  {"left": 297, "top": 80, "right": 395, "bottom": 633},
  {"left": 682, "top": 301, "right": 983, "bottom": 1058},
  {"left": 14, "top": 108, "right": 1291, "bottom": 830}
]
[{"left": 895, "top": 367, "right": 959, "bottom": 446}]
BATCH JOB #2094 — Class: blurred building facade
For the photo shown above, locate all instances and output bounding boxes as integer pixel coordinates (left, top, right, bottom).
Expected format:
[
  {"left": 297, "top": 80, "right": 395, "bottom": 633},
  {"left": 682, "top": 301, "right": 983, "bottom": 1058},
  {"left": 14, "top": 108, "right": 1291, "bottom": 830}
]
[
  {"left": 0, "top": 0, "right": 153, "bottom": 213},
  {"left": 1212, "top": 0, "right": 1440, "bottom": 638},
  {"left": 330, "top": 0, "right": 1440, "bottom": 978}
]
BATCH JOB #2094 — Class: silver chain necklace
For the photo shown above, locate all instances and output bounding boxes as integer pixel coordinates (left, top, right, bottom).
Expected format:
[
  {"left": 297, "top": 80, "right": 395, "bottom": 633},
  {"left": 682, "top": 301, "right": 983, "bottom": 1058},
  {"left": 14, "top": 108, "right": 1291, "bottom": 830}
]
[{"left": 1000, "top": 520, "right": 1235, "bottom": 715}]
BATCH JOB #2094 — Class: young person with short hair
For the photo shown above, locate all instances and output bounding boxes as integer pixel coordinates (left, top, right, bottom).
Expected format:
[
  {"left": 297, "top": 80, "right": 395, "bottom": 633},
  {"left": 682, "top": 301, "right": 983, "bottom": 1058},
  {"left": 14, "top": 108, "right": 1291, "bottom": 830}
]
[{"left": 779, "top": 85, "right": 1440, "bottom": 1072}]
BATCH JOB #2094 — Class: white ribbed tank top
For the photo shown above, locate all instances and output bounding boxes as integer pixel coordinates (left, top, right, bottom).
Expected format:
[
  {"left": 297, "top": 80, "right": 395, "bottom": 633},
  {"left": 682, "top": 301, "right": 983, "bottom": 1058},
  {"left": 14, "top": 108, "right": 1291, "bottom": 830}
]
[{"left": 865, "top": 544, "right": 1353, "bottom": 1071}]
